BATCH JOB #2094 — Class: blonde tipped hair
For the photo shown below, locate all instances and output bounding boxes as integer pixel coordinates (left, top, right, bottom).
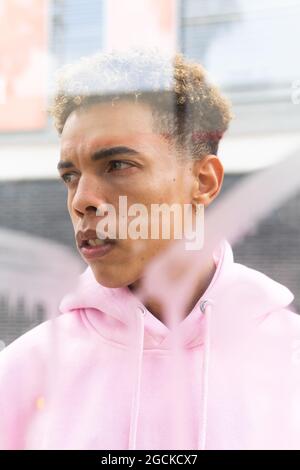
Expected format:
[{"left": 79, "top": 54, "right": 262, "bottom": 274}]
[{"left": 49, "top": 49, "right": 233, "bottom": 158}]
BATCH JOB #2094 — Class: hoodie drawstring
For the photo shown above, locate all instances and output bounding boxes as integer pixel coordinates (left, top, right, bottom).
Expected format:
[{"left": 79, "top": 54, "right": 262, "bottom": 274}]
[
  {"left": 198, "top": 299, "right": 214, "bottom": 450},
  {"left": 128, "top": 301, "right": 213, "bottom": 450},
  {"left": 128, "top": 305, "right": 146, "bottom": 450}
]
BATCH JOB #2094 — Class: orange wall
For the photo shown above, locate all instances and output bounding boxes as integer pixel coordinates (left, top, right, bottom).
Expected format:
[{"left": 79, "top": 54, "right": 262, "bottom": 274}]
[
  {"left": 0, "top": 0, "right": 48, "bottom": 131},
  {"left": 0, "top": 0, "right": 177, "bottom": 132}
]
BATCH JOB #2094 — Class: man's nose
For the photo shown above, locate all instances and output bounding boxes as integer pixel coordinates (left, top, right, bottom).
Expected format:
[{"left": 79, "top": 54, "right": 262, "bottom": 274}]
[{"left": 71, "top": 176, "right": 107, "bottom": 217}]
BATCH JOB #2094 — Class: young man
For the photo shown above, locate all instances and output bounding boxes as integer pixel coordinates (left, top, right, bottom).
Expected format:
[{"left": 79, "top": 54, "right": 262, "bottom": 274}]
[{"left": 0, "top": 51, "right": 299, "bottom": 450}]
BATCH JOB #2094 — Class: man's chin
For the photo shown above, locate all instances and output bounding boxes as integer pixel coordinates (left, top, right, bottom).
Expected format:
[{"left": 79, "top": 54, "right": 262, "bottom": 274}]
[{"left": 90, "top": 266, "right": 138, "bottom": 289}]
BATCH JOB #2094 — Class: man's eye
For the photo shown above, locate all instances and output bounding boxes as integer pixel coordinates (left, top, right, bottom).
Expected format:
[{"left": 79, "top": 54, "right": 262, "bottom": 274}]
[
  {"left": 107, "top": 160, "right": 133, "bottom": 172},
  {"left": 61, "top": 173, "right": 76, "bottom": 184}
]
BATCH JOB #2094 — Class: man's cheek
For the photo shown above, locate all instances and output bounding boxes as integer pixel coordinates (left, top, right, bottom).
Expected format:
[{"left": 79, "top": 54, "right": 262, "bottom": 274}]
[
  {"left": 68, "top": 209, "right": 78, "bottom": 231},
  {"left": 67, "top": 198, "right": 76, "bottom": 221}
]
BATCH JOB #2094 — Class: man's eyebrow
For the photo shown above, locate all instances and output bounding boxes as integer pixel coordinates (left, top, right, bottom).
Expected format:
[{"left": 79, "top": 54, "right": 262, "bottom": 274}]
[
  {"left": 57, "top": 160, "right": 74, "bottom": 171},
  {"left": 57, "top": 146, "right": 139, "bottom": 171},
  {"left": 90, "top": 146, "right": 139, "bottom": 161}
]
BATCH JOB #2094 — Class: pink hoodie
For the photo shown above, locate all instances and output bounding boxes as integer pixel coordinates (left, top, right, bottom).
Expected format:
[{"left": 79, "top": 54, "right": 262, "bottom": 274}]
[{"left": 0, "top": 239, "right": 300, "bottom": 450}]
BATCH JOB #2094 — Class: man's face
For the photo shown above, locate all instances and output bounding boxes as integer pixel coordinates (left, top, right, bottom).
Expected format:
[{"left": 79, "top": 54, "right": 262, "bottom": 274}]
[{"left": 59, "top": 100, "right": 198, "bottom": 288}]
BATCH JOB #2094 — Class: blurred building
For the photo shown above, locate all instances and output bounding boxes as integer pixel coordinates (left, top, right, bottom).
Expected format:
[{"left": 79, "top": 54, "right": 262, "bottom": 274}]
[{"left": 0, "top": 0, "right": 300, "bottom": 346}]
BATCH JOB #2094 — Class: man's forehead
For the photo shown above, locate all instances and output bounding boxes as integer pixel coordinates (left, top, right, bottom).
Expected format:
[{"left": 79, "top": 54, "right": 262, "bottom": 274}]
[
  {"left": 62, "top": 98, "right": 155, "bottom": 133},
  {"left": 61, "top": 133, "right": 138, "bottom": 157}
]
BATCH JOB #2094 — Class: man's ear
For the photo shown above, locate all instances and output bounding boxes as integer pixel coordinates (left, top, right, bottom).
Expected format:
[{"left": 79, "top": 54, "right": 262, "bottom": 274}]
[{"left": 191, "top": 154, "right": 224, "bottom": 207}]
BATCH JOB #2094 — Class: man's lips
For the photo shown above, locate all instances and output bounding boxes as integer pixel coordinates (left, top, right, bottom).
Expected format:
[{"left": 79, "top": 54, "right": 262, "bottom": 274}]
[
  {"left": 80, "top": 242, "right": 115, "bottom": 260},
  {"left": 76, "top": 229, "right": 116, "bottom": 260}
]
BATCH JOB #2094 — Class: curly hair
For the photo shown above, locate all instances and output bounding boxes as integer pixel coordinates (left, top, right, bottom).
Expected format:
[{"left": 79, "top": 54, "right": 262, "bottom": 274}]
[{"left": 49, "top": 49, "right": 233, "bottom": 159}]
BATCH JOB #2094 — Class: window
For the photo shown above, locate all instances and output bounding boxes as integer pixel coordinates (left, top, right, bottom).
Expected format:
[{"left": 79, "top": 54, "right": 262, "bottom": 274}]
[
  {"left": 51, "top": 0, "right": 104, "bottom": 66},
  {"left": 181, "top": 0, "right": 300, "bottom": 103}
]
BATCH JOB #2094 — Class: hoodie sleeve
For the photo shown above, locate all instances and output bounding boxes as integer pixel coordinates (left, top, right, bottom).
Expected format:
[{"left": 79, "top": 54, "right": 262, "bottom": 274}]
[
  {"left": 255, "top": 306, "right": 300, "bottom": 449},
  {"left": 0, "top": 323, "right": 48, "bottom": 450},
  {"left": 281, "top": 307, "right": 300, "bottom": 449}
]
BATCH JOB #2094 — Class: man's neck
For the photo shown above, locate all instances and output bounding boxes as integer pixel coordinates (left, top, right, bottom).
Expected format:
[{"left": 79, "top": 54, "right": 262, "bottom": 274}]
[{"left": 128, "top": 255, "right": 216, "bottom": 323}]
